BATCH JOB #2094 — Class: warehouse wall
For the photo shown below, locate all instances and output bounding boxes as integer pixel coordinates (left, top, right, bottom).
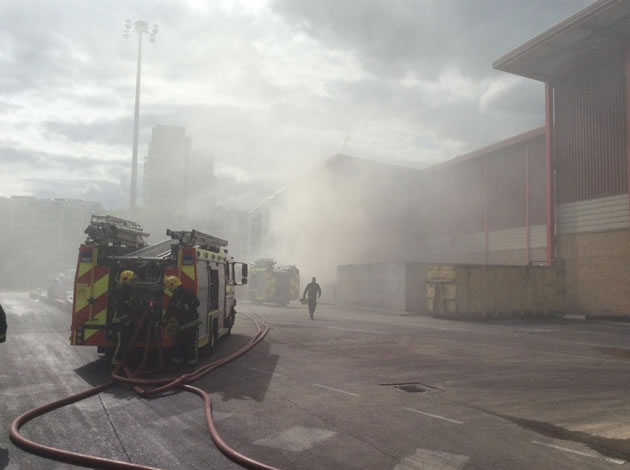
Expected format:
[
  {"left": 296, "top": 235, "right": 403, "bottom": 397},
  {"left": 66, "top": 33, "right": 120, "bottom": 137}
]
[
  {"left": 553, "top": 195, "right": 630, "bottom": 316},
  {"left": 557, "top": 229, "right": 630, "bottom": 317},
  {"left": 336, "top": 263, "right": 407, "bottom": 312},
  {"left": 550, "top": 52, "right": 630, "bottom": 317},
  {"left": 337, "top": 263, "right": 430, "bottom": 313}
]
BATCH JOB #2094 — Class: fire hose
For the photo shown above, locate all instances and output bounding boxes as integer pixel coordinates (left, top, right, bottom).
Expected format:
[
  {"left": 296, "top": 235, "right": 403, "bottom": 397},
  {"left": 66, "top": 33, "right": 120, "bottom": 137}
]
[{"left": 9, "top": 312, "right": 282, "bottom": 470}]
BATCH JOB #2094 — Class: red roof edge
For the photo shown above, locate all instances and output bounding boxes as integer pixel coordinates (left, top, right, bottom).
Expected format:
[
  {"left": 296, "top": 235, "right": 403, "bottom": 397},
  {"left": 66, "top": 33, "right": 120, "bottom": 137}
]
[{"left": 493, "top": 0, "right": 622, "bottom": 75}]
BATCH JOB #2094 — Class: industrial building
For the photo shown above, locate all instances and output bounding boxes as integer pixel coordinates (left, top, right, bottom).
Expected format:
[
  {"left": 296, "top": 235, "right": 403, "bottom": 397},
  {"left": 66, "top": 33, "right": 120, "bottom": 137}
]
[
  {"left": 263, "top": 0, "right": 630, "bottom": 317},
  {"left": 336, "top": 128, "right": 547, "bottom": 312},
  {"left": 494, "top": 0, "right": 630, "bottom": 317}
]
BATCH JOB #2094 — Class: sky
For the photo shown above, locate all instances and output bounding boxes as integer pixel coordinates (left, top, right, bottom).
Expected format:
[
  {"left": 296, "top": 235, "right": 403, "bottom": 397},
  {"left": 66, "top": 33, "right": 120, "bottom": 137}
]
[{"left": 0, "top": 0, "right": 594, "bottom": 209}]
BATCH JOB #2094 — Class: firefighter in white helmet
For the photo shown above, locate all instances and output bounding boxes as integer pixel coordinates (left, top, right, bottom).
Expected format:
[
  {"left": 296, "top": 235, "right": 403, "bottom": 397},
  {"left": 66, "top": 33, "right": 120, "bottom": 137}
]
[{"left": 164, "top": 275, "right": 201, "bottom": 365}]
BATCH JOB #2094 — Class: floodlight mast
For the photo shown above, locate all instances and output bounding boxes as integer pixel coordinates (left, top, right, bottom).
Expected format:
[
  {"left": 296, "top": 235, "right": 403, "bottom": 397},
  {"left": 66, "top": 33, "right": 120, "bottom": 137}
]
[{"left": 124, "top": 20, "right": 159, "bottom": 211}]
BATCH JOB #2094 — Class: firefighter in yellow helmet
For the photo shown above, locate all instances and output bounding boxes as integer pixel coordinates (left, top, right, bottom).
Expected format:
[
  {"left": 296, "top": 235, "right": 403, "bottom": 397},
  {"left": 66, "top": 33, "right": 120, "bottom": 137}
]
[
  {"left": 165, "top": 275, "right": 201, "bottom": 365},
  {"left": 112, "top": 270, "right": 138, "bottom": 366}
]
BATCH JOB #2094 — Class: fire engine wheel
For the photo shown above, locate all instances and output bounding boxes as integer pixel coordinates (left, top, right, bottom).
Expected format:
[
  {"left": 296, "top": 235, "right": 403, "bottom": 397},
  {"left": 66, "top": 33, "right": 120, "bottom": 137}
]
[
  {"left": 225, "top": 313, "right": 234, "bottom": 337},
  {"left": 208, "top": 320, "right": 218, "bottom": 355}
]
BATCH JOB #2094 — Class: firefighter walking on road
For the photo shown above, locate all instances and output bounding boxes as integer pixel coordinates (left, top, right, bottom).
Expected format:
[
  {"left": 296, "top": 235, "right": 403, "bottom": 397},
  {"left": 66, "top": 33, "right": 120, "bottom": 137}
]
[
  {"left": 165, "top": 275, "right": 201, "bottom": 365},
  {"left": 112, "top": 270, "right": 138, "bottom": 366},
  {"left": 302, "top": 277, "right": 322, "bottom": 320}
]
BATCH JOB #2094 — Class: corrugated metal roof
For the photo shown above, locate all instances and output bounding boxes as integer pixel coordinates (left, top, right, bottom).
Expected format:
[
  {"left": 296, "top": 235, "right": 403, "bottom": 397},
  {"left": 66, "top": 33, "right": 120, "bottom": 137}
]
[{"left": 493, "top": 0, "right": 630, "bottom": 81}]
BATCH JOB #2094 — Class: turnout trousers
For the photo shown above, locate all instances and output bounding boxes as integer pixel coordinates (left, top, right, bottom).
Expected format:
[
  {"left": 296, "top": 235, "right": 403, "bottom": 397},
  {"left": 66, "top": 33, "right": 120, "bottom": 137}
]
[{"left": 173, "top": 326, "right": 198, "bottom": 365}]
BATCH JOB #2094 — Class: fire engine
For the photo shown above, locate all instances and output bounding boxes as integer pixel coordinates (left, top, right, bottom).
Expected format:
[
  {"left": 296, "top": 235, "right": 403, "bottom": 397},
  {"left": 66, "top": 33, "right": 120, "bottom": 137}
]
[
  {"left": 248, "top": 259, "right": 299, "bottom": 306},
  {"left": 70, "top": 215, "right": 248, "bottom": 356}
]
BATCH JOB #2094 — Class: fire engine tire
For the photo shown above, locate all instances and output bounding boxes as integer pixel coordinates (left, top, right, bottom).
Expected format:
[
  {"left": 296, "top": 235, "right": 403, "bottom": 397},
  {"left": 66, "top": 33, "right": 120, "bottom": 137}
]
[
  {"left": 208, "top": 320, "right": 218, "bottom": 355},
  {"left": 225, "top": 313, "right": 235, "bottom": 337}
]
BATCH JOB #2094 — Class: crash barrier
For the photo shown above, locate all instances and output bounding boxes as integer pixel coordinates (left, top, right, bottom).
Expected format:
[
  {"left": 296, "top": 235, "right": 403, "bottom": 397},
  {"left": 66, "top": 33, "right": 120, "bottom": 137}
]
[{"left": 427, "top": 263, "right": 565, "bottom": 319}]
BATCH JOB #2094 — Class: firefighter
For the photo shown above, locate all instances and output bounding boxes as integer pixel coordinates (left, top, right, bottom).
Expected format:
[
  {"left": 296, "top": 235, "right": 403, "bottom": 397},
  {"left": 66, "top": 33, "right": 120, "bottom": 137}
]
[
  {"left": 302, "top": 277, "right": 322, "bottom": 320},
  {"left": 0, "top": 303, "right": 7, "bottom": 343},
  {"left": 165, "top": 275, "right": 200, "bottom": 365},
  {"left": 112, "top": 270, "right": 137, "bottom": 366}
]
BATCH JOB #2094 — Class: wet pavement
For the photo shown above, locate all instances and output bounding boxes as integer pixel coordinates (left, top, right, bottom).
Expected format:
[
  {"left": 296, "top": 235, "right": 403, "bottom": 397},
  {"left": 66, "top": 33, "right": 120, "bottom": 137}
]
[{"left": 2, "top": 291, "right": 630, "bottom": 469}]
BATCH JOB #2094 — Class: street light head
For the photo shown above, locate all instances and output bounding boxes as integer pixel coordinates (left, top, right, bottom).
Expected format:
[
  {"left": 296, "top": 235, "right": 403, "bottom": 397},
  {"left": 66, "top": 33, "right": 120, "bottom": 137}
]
[
  {"left": 134, "top": 20, "right": 148, "bottom": 34},
  {"left": 123, "top": 33, "right": 129, "bottom": 39}
]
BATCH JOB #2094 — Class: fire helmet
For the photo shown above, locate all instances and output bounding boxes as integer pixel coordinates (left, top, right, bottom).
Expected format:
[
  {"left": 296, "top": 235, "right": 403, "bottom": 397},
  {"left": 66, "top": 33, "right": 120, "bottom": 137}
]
[
  {"left": 164, "top": 275, "right": 182, "bottom": 291},
  {"left": 119, "top": 270, "right": 136, "bottom": 285}
]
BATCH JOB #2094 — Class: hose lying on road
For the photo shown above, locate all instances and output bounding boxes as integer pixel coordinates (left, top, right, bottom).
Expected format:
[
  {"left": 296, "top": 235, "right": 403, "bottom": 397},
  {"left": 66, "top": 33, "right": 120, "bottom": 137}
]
[{"left": 10, "top": 313, "right": 281, "bottom": 470}]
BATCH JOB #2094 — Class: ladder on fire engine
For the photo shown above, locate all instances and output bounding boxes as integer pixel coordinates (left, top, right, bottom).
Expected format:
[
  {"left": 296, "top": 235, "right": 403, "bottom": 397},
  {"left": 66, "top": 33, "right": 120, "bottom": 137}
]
[
  {"left": 166, "top": 229, "right": 228, "bottom": 252},
  {"left": 85, "top": 215, "right": 149, "bottom": 249},
  {"left": 114, "top": 239, "right": 176, "bottom": 260}
]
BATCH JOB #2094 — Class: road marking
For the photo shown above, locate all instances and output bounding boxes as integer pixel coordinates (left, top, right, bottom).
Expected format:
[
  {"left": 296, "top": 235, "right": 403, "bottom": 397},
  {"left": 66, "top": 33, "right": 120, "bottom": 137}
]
[
  {"left": 271, "top": 320, "right": 387, "bottom": 335},
  {"left": 394, "top": 448, "right": 470, "bottom": 470},
  {"left": 402, "top": 407, "right": 464, "bottom": 424},
  {"left": 255, "top": 425, "right": 336, "bottom": 452},
  {"left": 316, "top": 325, "right": 387, "bottom": 335},
  {"left": 531, "top": 440, "right": 596, "bottom": 458},
  {"left": 249, "top": 367, "right": 285, "bottom": 377},
  {"left": 312, "top": 383, "right": 359, "bottom": 397},
  {"left": 531, "top": 440, "right": 625, "bottom": 464}
]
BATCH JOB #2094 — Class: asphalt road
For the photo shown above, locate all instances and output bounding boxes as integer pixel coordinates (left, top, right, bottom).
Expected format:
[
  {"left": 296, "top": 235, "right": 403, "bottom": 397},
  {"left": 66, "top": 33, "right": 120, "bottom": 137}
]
[{"left": 2, "top": 292, "right": 630, "bottom": 469}]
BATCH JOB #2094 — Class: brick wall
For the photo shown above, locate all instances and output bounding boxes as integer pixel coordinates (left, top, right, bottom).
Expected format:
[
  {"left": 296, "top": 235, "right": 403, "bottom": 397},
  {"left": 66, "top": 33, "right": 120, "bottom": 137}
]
[{"left": 556, "top": 229, "right": 630, "bottom": 317}]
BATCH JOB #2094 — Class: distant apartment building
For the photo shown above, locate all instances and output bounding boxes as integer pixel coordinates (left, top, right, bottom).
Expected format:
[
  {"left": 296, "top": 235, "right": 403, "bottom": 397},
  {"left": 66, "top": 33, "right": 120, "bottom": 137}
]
[
  {"left": 139, "top": 125, "right": 250, "bottom": 255},
  {"left": 143, "top": 125, "right": 215, "bottom": 214},
  {"left": 0, "top": 196, "right": 103, "bottom": 289}
]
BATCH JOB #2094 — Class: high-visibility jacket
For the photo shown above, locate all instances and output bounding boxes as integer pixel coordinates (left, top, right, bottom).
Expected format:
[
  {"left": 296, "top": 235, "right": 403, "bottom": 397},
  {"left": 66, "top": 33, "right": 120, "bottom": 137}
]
[
  {"left": 167, "top": 287, "right": 200, "bottom": 330},
  {"left": 0, "top": 304, "right": 7, "bottom": 343}
]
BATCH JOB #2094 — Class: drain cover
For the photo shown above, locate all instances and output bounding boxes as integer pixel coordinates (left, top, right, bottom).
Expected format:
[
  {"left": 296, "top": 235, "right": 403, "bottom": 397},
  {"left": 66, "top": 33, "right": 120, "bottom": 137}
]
[{"left": 396, "top": 384, "right": 426, "bottom": 393}]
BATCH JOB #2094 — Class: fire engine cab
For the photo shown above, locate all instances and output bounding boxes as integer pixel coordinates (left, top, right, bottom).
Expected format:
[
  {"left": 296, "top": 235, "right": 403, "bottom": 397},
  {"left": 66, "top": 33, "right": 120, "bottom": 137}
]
[{"left": 70, "top": 215, "right": 248, "bottom": 356}]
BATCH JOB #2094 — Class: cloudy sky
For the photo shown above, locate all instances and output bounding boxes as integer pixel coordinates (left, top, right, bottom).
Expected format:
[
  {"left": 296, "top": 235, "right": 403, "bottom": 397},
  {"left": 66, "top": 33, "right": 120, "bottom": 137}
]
[{"left": 1, "top": 0, "right": 593, "bottom": 208}]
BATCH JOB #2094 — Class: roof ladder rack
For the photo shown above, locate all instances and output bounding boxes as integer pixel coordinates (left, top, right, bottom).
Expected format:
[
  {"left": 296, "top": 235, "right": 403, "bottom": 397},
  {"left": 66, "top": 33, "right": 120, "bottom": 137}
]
[
  {"left": 85, "top": 215, "right": 149, "bottom": 249},
  {"left": 166, "top": 229, "right": 228, "bottom": 251}
]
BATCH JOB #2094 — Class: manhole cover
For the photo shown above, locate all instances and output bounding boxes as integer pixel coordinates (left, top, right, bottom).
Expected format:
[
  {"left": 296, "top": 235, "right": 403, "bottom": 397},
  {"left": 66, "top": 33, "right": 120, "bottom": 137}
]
[{"left": 396, "top": 384, "right": 426, "bottom": 393}]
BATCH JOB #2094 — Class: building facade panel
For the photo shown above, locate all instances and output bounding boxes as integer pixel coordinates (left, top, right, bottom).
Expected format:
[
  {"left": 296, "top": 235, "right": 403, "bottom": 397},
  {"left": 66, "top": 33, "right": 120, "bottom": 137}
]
[
  {"left": 556, "top": 194, "right": 629, "bottom": 234},
  {"left": 553, "top": 52, "right": 627, "bottom": 204}
]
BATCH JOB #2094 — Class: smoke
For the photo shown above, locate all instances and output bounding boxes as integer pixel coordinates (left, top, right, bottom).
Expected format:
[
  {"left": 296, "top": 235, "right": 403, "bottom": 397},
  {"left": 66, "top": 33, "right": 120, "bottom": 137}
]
[{"left": 250, "top": 154, "right": 424, "bottom": 284}]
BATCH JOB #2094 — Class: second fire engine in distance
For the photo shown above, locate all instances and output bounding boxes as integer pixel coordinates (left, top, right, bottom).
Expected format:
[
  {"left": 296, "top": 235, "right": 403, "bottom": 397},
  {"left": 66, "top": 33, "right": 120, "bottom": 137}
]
[
  {"left": 70, "top": 216, "right": 248, "bottom": 360},
  {"left": 248, "top": 259, "right": 299, "bottom": 307}
]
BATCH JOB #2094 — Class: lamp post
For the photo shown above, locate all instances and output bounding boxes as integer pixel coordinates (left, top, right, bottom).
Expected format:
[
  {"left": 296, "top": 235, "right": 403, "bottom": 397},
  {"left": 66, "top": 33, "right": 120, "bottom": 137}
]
[{"left": 124, "top": 19, "right": 158, "bottom": 211}]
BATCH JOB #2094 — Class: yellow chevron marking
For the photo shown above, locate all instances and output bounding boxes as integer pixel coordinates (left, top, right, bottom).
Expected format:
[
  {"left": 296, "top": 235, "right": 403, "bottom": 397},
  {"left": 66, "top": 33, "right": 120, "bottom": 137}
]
[
  {"left": 87, "top": 308, "right": 107, "bottom": 325},
  {"left": 83, "top": 328, "right": 99, "bottom": 342},
  {"left": 78, "top": 262, "right": 92, "bottom": 278},
  {"left": 92, "top": 274, "right": 109, "bottom": 299},
  {"left": 75, "top": 283, "right": 89, "bottom": 313},
  {"left": 182, "top": 264, "right": 195, "bottom": 281}
]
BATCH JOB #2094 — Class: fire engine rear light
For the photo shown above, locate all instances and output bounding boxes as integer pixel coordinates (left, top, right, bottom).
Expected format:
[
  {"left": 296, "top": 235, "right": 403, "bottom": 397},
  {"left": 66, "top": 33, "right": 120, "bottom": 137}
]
[{"left": 75, "top": 326, "right": 84, "bottom": 345}]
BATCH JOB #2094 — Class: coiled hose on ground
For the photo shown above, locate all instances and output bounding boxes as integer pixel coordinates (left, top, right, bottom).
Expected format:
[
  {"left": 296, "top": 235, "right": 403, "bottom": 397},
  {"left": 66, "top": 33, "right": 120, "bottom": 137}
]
[{"left": 10, "top": 312, "right": 281, "bottom": 470}]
